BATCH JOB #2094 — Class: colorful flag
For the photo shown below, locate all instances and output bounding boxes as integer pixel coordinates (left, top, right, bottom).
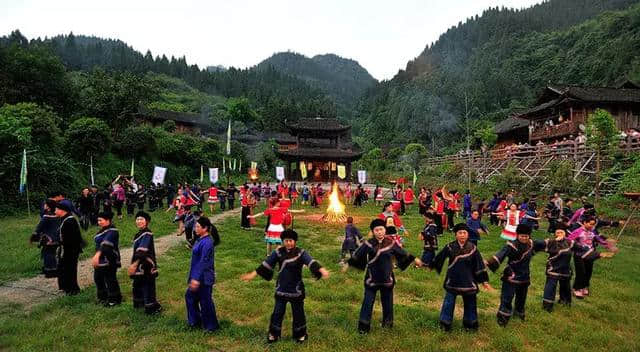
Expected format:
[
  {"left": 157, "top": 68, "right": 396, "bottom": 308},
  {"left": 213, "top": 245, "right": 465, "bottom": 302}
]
[
  {"left": 337, "top": 165, "right": 346, "bottom": 179},
  {"left": 200, "top": 165, "right": 204, "bottom": 183},
  {"left": 222, "top": 157, "right": 226, "bottom": 174},
  {"left": 19, "top": 149, "right": 27, "bottom": 193},
  {"left": 251, "top": 161, "right": 257, "bottom": 169},
  {"left": 357, "top": 170, "right": 367, "bottom": 184},
  {"left": 130, "top": 158, "right": 135, "bottom": 177},
  {"left": 233, "top": 158, "right": 237, "bottom": 171},
  {"left": 300, "top": 161, "right": 307, "bottom": 179},
  {"left": 276, "top": 166, "right": 285, "bottom": 181},
  {"left": 226, "top": 120, "right": 231, "bottom": 155},
  {"left": 239, "top": 159, "right": 242, "bottom": 172},
  {"left": 152, "top": 166, "right": 167, "bottom": 185},
  {"left": 413, "top": 169, "right": 417, "bottom": 187},
  {"left": 209, "top": 168, "right": 219, "bottom": 184}
]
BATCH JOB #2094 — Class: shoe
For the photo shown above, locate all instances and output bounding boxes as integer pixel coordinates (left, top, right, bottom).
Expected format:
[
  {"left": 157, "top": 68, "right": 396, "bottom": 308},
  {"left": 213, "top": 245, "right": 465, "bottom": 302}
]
[
  {"left": 295, "top": 334, "right": 308, "bottom": 343},
  {"left": 267, "top": 335, "right": 279, "bottom": 344},
  {"left": 573, "top": 289, "right": 584, "bottom": 299},
  {"left": 439, "top": 321, "right": 452, "bottom": 332},
  {"left": 583, "top": 288, "right": 589, "bottom": 296}
]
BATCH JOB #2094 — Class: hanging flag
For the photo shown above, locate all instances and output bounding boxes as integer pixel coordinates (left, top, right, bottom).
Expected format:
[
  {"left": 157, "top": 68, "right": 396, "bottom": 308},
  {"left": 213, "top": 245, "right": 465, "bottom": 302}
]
[
  {"left": 90, "top": 155, "right": 95, "bottom": 185},
  {"left": 228, "top": 158, "right": 232, "bottom": 171},
  {"left": 276, "top": 166, "right": 285, "bottom": 181},
  {"left": 200, "top": 165, "right": 204, "bottom": 183},
  {"left": 239, "top": 159, "right": 242, "bottom": 172},
  {"left": 222, "top": 157, "right": 226, "bottom": 174},
  {"left": 357, "top": 170, "right": 367, "bottom": 184},
  {"left": 19, "top": 149, "right": 27, "bottom": 193},
  {"left": 413, "top": 169, "right": 417, "bottom": 188},
  {"left": 233, "top": 158, "right": 237, "bottom": 171},
  {"left": 300, "top": 161, "right": 307, "bottom": 179},
  {"left": 226, "top": 120, "right": 231, "bottom": 155},
  {"left": 151, "top": 166, "right": 167, "bottom": 185},
  {"left": 209, "top": 168, "right": 219, "bottom": 184},
  {"left": 291, "top": 162, "right": 297, "bottom": 170},
  {"left": 337, "top": 165, "right": 346, "bottom": 179},
  {"left": 130, "top": 158, "right": 135, "bottom": 177},
  {"left": 251, "top": 161, "right": 257, "bottom": 169}
]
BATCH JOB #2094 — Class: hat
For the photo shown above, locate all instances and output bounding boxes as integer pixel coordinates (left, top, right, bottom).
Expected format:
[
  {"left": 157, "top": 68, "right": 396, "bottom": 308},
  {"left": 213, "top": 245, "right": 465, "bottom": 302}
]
[
  {"left": 281, "top": 229, "right": 298, "bottom": 241},
  {"left": 97, "top": 211, "right": 113, "bottom": 221},
  {"left": 135, "top": 211, "right": 151, "bottom": 223},
  {"left": 370, "top": 218, "right": 386, "bottom": 230},
  {"left": 452, "top": 223, "right": 470, "bottom": 233},
  {"left": 385, "top": 226, "right": 397, "bottom": 235},
  {"left": 516, "top": 224, "right": 532, "bottom": 235},
  {"left": 424, "top": 212, "right": 437, "bottom": 221},
  {"left": 55, "top": 199, "right": 74, "bottom": 213}
]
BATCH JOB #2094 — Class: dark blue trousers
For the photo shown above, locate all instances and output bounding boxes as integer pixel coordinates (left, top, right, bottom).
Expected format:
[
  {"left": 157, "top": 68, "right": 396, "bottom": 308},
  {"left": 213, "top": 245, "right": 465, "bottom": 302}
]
[
  {"left": 358, "top": 286, "right": 393, "bottom": 332},
  {"left": 42, "top": 245, "right": 58, "bottom": 278},
  {"left": 543, "top": 277, "right": 571, "bottom": 310},
  {"left": 497, "top": 281, "right": 528, "bottom": 324},
  {"left": 269, "top": 296, "right": 307, "bottom": 338},
  {"left": 94, "top": 266, "right": 122, "bottom": 304},
  {"left": 185, "top": 285, "right": 219, "bottom": 331},
  {"left": 133, "top": 277, "right": 161, "bottom": 313},
  {"left": 439, "top": 291, "right": 477, "bottom": 327}
]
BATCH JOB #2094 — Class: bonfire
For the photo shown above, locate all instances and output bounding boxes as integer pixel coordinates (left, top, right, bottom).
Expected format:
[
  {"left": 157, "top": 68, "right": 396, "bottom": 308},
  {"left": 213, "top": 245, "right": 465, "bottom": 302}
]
[{"left": 323, "top": 182, "right": 347, "bottom": 223}]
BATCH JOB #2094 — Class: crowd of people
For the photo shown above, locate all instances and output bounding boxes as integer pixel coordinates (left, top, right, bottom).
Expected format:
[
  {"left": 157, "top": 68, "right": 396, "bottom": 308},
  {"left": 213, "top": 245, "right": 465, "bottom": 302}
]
[{"left": 28, "top": 177, "right": 624, "bottom": 343}]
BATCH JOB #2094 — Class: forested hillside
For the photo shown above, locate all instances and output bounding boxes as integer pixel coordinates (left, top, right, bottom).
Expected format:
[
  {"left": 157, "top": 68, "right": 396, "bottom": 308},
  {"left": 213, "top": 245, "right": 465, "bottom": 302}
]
[
  {"left": 257, "top": 52, "right": 377, "bottom": 116},
  {"left": 354, "top": 0, "right": 640, "bottom": 152}
]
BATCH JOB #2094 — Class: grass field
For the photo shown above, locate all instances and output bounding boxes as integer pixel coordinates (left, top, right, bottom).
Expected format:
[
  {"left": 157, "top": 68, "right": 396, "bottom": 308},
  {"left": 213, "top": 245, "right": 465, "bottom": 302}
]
[{"left": 1, "top": 202, "right": 639, "bottom": 351}]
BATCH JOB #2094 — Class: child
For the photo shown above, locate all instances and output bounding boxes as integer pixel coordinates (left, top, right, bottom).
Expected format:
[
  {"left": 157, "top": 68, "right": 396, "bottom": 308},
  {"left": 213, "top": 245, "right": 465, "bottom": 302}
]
[
  {"left": 500, "top": 203, "right": 523, "bottom": 241},
  {"left": 301, "top": 183, "right": 309, "bottom": 205},
  {"left": 250, "top": 199, "right": 304, "bottom": 256},
  {"left": 429, "top": 223, "right": 492, "bottom": 331},
  {"left": 341, "top": 217, "right": 362, "bottom": 263},
  {"left": 419, "top": 213, "right": 438, "bottom": 266},
  {"left": 486, "top": 224, "right": 539, "bottom": 326},
  {"left": 241, "top": 230, "right": 329, "bottom": 343},
  {"left": 345, "top": 219, "right": 422, "bottom": 334}
]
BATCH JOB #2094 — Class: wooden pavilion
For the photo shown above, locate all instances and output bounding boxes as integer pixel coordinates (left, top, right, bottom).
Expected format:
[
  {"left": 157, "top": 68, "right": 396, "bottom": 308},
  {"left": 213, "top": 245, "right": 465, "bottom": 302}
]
[{"left": 275, "top": 118, "right": 362, "bottom": 182}]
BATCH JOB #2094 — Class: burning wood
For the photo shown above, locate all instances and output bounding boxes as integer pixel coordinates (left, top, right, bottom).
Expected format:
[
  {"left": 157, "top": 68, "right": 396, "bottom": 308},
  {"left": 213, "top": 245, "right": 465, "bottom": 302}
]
[{"left": 323, "top": 182, "right": 347, "bottom": 223}]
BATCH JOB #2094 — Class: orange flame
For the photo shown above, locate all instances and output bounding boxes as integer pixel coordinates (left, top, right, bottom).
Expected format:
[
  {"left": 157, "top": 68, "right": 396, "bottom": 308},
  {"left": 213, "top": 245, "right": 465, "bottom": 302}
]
[{"left": 324, "top": 182, "right": 346, "bottom": 223}]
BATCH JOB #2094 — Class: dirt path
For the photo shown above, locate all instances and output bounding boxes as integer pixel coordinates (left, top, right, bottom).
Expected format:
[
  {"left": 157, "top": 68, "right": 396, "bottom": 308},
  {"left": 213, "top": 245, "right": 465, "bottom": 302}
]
[{"left": 0, "top": 208, "right": 241, "bottom": 310}]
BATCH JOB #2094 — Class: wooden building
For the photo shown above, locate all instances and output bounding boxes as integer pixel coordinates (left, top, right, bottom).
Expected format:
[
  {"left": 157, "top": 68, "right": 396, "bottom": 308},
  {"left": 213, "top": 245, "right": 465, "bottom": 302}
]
[
  {"left": 137, "top": 106, "right": 209, "bottom": 134},
  {"left": 275, "top": 118, "right": 362, "bottom": 182},
  {"left": 517, "top": 81, "right": 640, "bottom": 143},
  {"left": 494, "top": 116, "right": 529, "bottom": 146}
]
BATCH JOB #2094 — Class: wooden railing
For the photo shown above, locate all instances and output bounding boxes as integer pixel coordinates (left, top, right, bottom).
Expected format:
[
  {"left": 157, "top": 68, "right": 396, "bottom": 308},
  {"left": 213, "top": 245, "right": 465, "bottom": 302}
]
[{"left": 424, "top": 136, "right": 640, "bottom": 167}]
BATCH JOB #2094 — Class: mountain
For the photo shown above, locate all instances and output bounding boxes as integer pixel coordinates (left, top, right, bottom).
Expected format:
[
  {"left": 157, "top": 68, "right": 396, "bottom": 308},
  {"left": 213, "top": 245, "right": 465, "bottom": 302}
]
[
  {"left": 354, "top": 0, "right": 640, "bottom": 153},
  {"left": 257, "top": 51, "right": 377, "bottom": 117}
]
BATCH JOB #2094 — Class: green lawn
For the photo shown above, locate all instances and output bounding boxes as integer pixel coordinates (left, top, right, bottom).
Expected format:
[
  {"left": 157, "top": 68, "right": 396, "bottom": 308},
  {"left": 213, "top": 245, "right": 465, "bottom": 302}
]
[
  {"left": 0, "top": 202, "right": 639, "bottom": 351},
  {"left": 0, "top": 209, "right": 179, "bottom": 284}
]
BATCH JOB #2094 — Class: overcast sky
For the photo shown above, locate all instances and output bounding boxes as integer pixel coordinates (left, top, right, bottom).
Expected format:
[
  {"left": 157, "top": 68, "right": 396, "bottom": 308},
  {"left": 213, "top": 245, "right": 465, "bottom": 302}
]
[{"left": 1, "top": 0, "right": 542, "bottom": 80}]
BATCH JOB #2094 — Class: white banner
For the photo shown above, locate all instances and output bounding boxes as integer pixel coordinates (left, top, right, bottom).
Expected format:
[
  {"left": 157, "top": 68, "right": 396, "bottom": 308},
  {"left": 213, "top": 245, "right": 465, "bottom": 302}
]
[
  {"left": 209, "top": 168, "right": 219, "bottom": 184},
  {"left": 152, "top": 166, "right": 167, "bottom": 185},
  {"left": 357, "top": 170, "right": 367, "bottom": 184},
  {"left": 276, "top": 166, "right": 285, "bottom": 181}
]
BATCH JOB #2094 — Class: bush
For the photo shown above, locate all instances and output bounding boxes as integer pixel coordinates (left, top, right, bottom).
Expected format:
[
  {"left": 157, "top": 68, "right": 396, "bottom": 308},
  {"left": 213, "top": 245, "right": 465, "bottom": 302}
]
[
  {"left": 117, "top": 125, "right": 156, "bottom": 157},
  {"left": 65, "top": 117, "right": 112, "bottom": 158}
]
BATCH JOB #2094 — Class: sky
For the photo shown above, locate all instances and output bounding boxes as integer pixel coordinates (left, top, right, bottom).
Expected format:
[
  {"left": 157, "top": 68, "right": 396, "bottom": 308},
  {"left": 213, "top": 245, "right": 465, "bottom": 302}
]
[{"left": 1, "top": 0, "right": 542, "bottom": 80}]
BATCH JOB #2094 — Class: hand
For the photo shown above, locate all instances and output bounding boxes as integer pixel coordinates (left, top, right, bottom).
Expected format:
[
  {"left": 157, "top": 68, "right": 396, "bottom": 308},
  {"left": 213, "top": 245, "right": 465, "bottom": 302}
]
[
  {"left": 341, "top": 264, "right": 350, "bottom": 273},
  {"left": 600, "top": 251, "right": 616, "bottom": 258},
  {"left": 482, "top": 282, "right": 495, "bottom": 292},
  {"left": 483, "top": 259, "right": 489, "bottom": 267},
  {"left": 414, "top": 258, "right": 423, "bottom": 267},
  {"left": 240, "top": 271, "right": 257, "bottom": 281},
  {"left": 91, "top": 252, "right": 101, "bottom": 268},
  {"left": 319, "top": 267, "right": 330, "bottom": 279},
  {"left": 127, "top": 261, "right": 138, "bottom": 276},
  {"left": 189, "top": 279, "right": 200, "bottom": 291}
]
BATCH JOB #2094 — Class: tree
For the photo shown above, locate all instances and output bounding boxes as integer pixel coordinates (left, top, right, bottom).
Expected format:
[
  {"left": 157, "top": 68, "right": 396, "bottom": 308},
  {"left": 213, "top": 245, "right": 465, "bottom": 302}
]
[
  {"left": 65, "top": 117, "right": 112, "bottom": 158},
  {"left": 226, "top": 97, "right": 259, "bottom": 123},
  {"left": 586, "top": 108, "right": 619, "bottom": 203}
]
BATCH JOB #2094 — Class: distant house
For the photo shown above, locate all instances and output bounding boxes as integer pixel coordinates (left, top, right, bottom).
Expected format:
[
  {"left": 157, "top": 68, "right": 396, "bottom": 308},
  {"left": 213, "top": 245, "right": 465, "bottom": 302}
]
[
  {"left": 516, "top": 80, "right": 640, "bottom": 143},
  {"left": 494, "top": 116, "right": 529, "bottom": 146},
  {"left": 137, "top": 106, "right": 209, "bottom": 134}
]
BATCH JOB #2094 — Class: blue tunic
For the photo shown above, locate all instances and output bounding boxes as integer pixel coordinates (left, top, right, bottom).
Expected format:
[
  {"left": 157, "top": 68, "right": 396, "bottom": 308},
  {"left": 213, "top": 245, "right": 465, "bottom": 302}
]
[
  {"left": 256, "top": 247, "right": 323, "bottom": 300},
  {"left": 131, "top": 229, "right": 157, "bottom": 277},
  {"left": 188, "top": 235, "right": 215, "bottom": 286},
  {"left": 430, "top": 240, "right": 489, "bottom": 295},
  {"left": 486, "top": 240, "right": 539, "bottom": 284},
  {"left": 94, "top": 226, "right": 121, "bottom": 268},
  {"left": 348, "top": 237, "right": 415, "bottom": 288}
]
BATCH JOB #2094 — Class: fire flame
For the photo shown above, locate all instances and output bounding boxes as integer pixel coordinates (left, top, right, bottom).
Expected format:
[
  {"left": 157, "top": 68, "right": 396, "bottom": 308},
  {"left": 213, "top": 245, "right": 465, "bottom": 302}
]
[{"left": 323, "top": 182, "right": 347, "bottom": 223}]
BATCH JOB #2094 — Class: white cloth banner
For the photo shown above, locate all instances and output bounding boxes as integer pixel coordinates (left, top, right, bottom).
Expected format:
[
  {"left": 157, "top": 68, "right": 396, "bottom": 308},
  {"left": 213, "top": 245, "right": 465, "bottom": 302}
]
[
  {"left": 276, "top": 166, "right": 285, "bottom": 181},
  {"left": 152, "top": 166, "right": 167, "bottom": 185},
  {"left": 357, "top": 170, "right": 367, "bottom": 184},
  {"left": 209, "top": 168, "right": 219, "bottom": 184}
]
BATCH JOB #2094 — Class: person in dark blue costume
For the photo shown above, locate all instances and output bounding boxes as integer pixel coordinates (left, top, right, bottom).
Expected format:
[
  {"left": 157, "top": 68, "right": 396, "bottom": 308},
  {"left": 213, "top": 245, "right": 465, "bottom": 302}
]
[
  {"left": 241, "top": 229, "right": 330, "bottom": 343},
  {"left": 185, "top": 216, "right": 221, "bottom": 332}
]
